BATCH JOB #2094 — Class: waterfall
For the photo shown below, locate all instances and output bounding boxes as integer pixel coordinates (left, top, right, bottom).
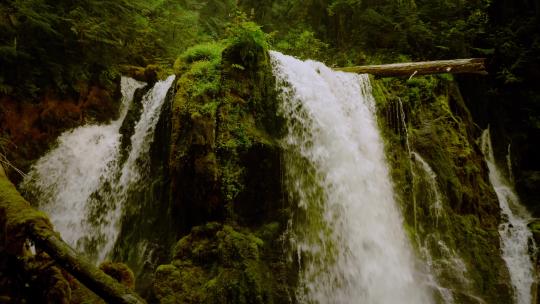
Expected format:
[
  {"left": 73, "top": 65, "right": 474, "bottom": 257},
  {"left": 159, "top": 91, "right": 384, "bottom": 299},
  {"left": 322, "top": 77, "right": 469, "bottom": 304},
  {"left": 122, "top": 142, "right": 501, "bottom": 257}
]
[
  {"left": 396, "top": 98, "right": 418, "bottom": 234},
  {"left": 270, "top": 51, "right": 432, "bottom": 303},
  {"left": 21, "top": 75, "right": 175, "bottom": 263},
  {"left": 481, "top": 129, "right": 536, "bottom": 304},
  {"left": 411, "top": 152, "right": 473, "bottom": 303},
  {"left": 507, "top": 144, "right": 514, "bottom": 184},
  {"left": 412, "top": 152, "right": 444, "bottom": 226}
]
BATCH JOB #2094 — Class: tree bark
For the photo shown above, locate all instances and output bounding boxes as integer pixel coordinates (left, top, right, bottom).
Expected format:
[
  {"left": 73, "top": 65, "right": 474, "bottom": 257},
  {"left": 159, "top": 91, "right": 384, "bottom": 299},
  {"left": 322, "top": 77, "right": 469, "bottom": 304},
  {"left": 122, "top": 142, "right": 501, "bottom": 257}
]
[
  {"left": 335, "top": 58, "right": 487, "bottom": 77},
  {"left": 0, "top": 165, "right": 146, "bottom": 304}
]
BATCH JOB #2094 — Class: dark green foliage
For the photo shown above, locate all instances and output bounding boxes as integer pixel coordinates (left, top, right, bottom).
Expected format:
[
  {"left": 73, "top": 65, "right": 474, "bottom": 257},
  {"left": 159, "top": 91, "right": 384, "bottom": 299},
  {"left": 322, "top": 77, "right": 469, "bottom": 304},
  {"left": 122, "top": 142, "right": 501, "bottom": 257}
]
[
  {"left": 154, "top": 223, "right": 272, "bottom": 304},
  {"left": 179, "top": 43, "right": 224, "bottom": 65},
  {"left": 0, "top": 0, "right": 495, "bottom": 99},
  {"left": 227, "top": 21, "right": 269, "bottom": 51},
  {"left": 238, "top": 0, "right": 490, "bottom": 64},
  {"left": 0, "top": 0, "right": 240, "bottom": 100},
  {"left": 274, "top": 29, "right": 328, "bottom": 60},
  {"left": 0, "top": 0, "right": 137, "bottom": 97},
  {"left": 457, "top": 0, "right": 540, "bottom": 215}
]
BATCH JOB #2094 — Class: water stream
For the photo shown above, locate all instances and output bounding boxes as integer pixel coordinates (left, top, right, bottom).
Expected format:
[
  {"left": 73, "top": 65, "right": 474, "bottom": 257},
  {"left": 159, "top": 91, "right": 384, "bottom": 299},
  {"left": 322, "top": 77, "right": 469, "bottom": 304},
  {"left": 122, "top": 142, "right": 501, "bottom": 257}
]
[
  {"left": 481, "top": 129, "right": 536, "bottom": 304},
  {"left": 411, "top": 152, "right": 473, "bottom": 303},
  {"left": 21, "top": 76, "right": 174, "bottom": 263},
  {"left": 271, "top": 51, "right": 433, "bottom": 303}
]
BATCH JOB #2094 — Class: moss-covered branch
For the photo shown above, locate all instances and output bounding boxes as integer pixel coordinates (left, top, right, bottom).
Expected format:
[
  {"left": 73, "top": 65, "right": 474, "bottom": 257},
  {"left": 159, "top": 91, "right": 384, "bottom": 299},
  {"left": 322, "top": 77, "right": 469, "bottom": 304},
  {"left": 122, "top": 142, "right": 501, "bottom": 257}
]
[
  {"left": 336, "top": 58, "right": 487, "bottom": 77},
  {"left": 0, "top": 166, "right": 146, "bottom": 304}
]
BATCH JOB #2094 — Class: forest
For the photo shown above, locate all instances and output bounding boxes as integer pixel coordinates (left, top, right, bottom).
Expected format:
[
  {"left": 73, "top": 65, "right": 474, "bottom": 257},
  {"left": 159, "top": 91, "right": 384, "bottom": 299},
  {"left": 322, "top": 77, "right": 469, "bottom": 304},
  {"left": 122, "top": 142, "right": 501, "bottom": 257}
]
[{"left": 0, "top": 0, "right": 539, "bottom": 303}]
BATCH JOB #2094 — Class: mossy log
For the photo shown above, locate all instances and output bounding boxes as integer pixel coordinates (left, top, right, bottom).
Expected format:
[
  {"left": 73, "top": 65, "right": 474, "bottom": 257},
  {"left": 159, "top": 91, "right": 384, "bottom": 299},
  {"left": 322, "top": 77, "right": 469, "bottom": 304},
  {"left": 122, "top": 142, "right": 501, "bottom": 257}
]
[
  {"left": 335, "top": 58, "right": 487, "bottom": 77},
  {"left": 0, "top": 166, "right": 146, "bottom": 304}
]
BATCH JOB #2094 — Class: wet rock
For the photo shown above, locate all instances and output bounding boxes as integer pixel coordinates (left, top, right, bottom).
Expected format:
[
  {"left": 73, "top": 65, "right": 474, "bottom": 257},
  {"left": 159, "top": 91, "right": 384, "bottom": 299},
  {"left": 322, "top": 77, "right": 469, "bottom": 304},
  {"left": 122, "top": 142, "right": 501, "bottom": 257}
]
[{"left": 99, "top": 262, "right": 136, "bottom": 290}]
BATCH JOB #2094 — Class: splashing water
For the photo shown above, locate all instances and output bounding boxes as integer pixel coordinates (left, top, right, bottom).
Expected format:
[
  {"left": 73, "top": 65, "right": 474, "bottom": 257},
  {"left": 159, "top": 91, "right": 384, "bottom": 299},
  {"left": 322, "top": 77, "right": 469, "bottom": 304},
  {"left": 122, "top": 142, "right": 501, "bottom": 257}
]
[
  {"left": 21, "top": 76, "right": 174, "bottom": 262},
  {"left": 481, "top": 129, "right": 536, "bottom": 304},
  {"left": 97, "top": 75, "right": 175, "bottom": 261},
  {"left": 21, "top": 77, "right": 145, "bottom": 250},
  {"left": 398, "top": 98, "right": 418, "bottom": 232},
  {"left": 412, "top": 152, "right": 474, "bottom": 303},
  {"left": 412, "top": 152, "right": 444, "bottom": 224},
  {"left": 271, "top": 51, "right": 432, "bottom": 304}
]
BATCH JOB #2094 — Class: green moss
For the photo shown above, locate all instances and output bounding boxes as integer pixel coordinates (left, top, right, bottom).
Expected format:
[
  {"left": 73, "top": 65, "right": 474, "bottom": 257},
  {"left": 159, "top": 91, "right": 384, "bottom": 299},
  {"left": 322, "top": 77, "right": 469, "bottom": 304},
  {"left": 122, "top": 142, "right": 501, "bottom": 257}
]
[
  {"left": 154, "top": 263, "right": 207, "bottom": 304},
  {"left": 528, "top": 220, "right": 540, "bottom": 232},
  {"left": 374, "top": 75, "right": 512, "bottom": 302},
  {"left": 178, "top": 42, "right": 225, "bottom": 66},
  {"left": 255, "top": 222, "right": 280, "bottom": 241},
  {"left": 528, "top": 220, "right": 540, "bottom": 245},
  {"left": 200, "top": 101, "right": 220, "bottom": 116},
  {"left": 99, "top": 262, "right": 135, "bottom": 289},
  {"left": 172, "top": 25, "right": 279, "bottom": 208},
  {"left": 0, "top": 177, "right": 53, "bottom": 253},
  {"left": 228, "top": 21, "right": 269, "bottom": 53},
  {"left": 154, "top": 224, "right": 274, "bottom": 304},
  {"left": 369, "top": 76, "right": 388, "bottom": 106},
  {"left": 164, "top": 28, "right": 291, "bottom": 303}
]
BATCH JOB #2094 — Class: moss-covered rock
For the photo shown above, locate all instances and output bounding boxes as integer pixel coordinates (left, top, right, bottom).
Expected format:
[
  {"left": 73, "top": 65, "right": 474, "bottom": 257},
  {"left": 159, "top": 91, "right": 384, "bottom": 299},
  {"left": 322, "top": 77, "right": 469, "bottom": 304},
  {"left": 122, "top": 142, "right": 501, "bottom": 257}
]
[
  {"left": 168, "top": 23, "right": 284, "bottom": 233},
  {"left": 373, "top": 75, "right": 513, "bottom": 303},
  {"left": 119, "top": 64, "right": 168, "bottom": 85},
  {"left": 0, "top": 169, "right": 74, "bottom": 303},
  {"left": 154, "top": 223, "right": 278, "bottom": 304},
  {"left": 99, "top": 262, "right": 136, "bottom": 290},
  {"left": 158, "top": 22, "right": 293, "bottom": 303},
  {"left": 168, "top": 41, "right": 226, "bottom": 231},
  {"left": 0, "top": 170, "right": 52, "bottom": 255}
]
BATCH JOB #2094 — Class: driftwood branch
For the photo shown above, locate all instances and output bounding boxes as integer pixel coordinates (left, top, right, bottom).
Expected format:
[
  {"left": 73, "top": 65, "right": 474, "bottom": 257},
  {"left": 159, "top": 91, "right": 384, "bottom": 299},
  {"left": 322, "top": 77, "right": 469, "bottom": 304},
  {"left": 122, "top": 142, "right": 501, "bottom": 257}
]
[
  {"left": 335, "top": 58, "right": 487, "bottom": 77},
  {"left": 0, "top": 166, "right": 146, "bottom": 304}
]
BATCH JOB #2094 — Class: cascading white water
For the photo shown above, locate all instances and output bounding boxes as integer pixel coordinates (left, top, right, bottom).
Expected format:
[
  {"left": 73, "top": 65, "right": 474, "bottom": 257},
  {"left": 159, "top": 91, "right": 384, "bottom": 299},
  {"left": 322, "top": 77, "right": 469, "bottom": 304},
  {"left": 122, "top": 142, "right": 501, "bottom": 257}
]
[
  {"left": 481, "top": 129, "right": 536, "bottom": 304},
  {"left": 412, "top": 152, "right": 444, "bottom": 224},
  {"left": 21, "top": 75, "right": 174, "bottom": 262},
  {"left": 398, "top": 98, "right": 418, "bottom": 232},
  {"left": 20, "top": 77, "right": 145, "bottom": 249},
  {"left": 411, "top": 152, "right": 473, "bottom": 303},
  {"left": 98, "top": 75, "right": 175, "bottom": 261},
  {"left": 507, "top": 144, "right": 514, "bottom": 184},
  {"left": 270, "top": 51, "right": 433, "bottom": 304}
]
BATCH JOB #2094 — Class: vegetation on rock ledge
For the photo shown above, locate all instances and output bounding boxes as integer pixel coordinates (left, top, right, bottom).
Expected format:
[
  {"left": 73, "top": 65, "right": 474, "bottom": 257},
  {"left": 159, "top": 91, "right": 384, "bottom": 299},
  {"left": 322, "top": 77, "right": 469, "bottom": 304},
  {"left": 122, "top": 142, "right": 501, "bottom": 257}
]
[{"left": 158, "top": 20, "right": 293, "bottom": 303}]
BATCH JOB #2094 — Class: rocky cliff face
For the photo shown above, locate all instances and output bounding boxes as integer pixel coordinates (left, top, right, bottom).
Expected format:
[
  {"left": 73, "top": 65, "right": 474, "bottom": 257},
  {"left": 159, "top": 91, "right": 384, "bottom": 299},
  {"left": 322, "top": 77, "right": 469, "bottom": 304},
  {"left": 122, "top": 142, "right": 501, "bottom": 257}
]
[
  {"left": 373, "top": 75, "right": 514, "bottom": 303},
  {"left": 153, "top": 25, "right": 295, "bottom": 303}
]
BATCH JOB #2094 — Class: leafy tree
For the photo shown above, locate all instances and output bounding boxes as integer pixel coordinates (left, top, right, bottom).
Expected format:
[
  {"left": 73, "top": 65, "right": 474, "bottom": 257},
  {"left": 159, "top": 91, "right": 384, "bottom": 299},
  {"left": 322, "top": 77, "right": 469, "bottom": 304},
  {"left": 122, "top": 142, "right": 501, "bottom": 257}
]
[{"left": 275, "top": 29, "right": 328, "bottom": 60}]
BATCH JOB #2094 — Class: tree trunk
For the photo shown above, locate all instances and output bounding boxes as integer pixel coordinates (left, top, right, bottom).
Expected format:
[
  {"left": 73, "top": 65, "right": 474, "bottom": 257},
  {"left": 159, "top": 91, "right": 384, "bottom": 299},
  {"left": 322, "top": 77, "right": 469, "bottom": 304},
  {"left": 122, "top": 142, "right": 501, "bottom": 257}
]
[
  {"left": 0, "top": 166, "right": 146, "bottom": 304},
  {"left": 335, "top": 58, "right": 487, "bottom": 77}
]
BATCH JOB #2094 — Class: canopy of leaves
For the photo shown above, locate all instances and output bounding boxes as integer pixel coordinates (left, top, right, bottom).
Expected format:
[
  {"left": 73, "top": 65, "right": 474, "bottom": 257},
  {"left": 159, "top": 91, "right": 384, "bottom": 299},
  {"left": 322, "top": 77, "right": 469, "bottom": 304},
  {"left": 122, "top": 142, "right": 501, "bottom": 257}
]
[
  {"left": 238, "top": 0, "right": 491, "bottom": 65},
  {"left": 0, "top": 0, "right": 239, "bottom": 99}
]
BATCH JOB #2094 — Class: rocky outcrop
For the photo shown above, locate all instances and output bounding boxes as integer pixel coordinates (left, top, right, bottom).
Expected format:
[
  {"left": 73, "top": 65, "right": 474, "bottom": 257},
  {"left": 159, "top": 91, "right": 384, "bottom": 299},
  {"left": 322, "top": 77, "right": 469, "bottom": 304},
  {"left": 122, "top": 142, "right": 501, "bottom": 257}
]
[
  {"left": 154, "top": 23, "right": 294, "bottom": 303},
  {"left": 119, "top": 65, "right": 165, "bottom": 85},
  {"left": 154, "top": 223, "right": 275, "bottom": 304},
  {"left": 373, "top": 75, "right": 513, "bottom": 303}
]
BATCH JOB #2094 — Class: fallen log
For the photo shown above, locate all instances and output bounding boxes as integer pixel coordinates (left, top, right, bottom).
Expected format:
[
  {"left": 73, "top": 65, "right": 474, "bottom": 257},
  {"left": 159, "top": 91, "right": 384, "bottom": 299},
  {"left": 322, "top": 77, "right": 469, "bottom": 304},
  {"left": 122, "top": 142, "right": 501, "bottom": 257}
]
[
  {"left": 0, "top": 166, "right": 146, "bottom": 304},
  {"left": 335, "top": 58, "right": 487, "bottom": 77}
]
